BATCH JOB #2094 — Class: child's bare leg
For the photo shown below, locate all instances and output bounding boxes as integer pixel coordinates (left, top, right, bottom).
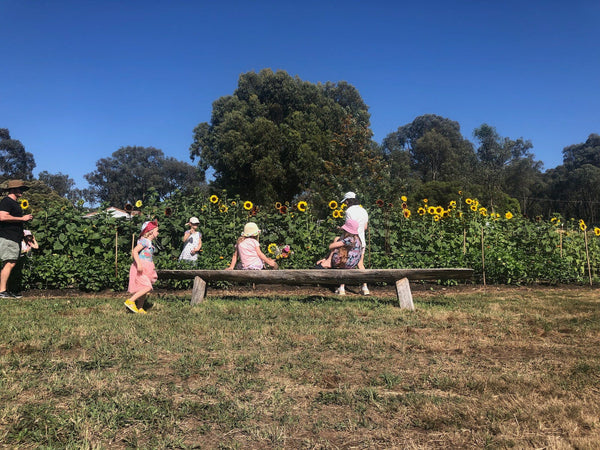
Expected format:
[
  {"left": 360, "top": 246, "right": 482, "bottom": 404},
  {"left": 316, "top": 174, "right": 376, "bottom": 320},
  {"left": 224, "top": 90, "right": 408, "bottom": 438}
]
[
  {"left": 129, "top": 287, "right": 152, "bottom": 308},
  {"left": 316, "top": 252, "right": 333, "bottom": 268}
]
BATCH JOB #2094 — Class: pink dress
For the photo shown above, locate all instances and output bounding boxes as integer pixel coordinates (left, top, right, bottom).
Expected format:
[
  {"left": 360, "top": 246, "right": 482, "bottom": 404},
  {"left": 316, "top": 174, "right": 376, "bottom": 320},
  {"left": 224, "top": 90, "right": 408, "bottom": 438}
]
[{"left": 128, "top": 237, "right": 158, "bottom": 293}]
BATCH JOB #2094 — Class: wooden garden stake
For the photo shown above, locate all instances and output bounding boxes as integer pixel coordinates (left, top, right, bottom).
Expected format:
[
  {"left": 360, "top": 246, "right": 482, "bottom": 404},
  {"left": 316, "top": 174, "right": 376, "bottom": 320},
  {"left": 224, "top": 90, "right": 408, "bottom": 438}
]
[
  {"left": 481, "top": 225, "right": 486, "bottom": 286},
  {"left": 115, "top": 229, "right": 119, "bottom": 279},
  {"left": 584, "top": 229, "right": 592, "bottom": 286},
  {"left": 463, "top": 228, "right": 467, "bottom": 255}
]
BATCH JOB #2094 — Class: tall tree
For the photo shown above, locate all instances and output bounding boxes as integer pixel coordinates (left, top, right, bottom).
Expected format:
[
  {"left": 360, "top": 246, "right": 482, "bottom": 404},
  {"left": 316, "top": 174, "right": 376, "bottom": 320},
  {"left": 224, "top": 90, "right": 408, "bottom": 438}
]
[
  {"left": 38, "top": 171, "right": 75, "bottom": 197},
  {"left": 0, "top": 128, "right": 36, "bottom": 180},
  {"left": 473, "top": 124, "right": 542, "bottom": 211},
  {"left": 85, "top": 146, "right": 204, "bottom": 206},
  {"left": 383, "top": 114, "right": 476, "bottom": 185},
  {"left": 189, "top": 69, "right": 382, "bottom": 205}
]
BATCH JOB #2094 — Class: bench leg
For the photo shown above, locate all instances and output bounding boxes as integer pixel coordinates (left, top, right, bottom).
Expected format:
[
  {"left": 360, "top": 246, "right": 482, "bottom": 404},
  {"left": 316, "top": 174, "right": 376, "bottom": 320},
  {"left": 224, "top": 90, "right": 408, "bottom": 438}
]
[
  {"left": 191, "top": 276, "right": 207, "bottom": 305},
  {"left": 395, "top": 278, "right": 415, "bottom": 310}
]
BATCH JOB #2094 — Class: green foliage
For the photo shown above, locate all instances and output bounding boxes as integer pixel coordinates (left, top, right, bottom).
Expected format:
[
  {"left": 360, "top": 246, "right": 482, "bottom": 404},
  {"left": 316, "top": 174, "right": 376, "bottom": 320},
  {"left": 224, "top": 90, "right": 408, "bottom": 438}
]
[
  {"left": 13, "top": 189, "right": 600, "bottom": 292},
  {"left": 0, "top": 128, "right": 36, "bottom": 180},
  {"left": 189, "top": 69, "right": 381, "bottom": 206}
]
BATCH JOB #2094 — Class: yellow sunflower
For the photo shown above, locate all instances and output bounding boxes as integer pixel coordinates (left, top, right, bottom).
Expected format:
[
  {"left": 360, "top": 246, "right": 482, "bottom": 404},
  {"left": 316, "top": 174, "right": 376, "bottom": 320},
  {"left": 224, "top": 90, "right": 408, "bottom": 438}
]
[
  {"left": 244, "top": 201, "right": 253, "bottom": 210},
  {"left": 479, "top": 207, "right": 487, "bottom": 216},
  {"left": 470, "top": 204, "right": 477, "bottom": 212},
  {"left": 268, "top": 243, "right": 278, "bottom": 254},
  {"left": 219, "top": 204, "right": 228, "bottom": 213},
  {"left": 595, "top": 227, "right": 600, "bottom": 236},
  {"left": 403, "top": 209, "right": 411, "bottom": 219},
  {"left": 465, "top": 198, "right": 473, "bottom": 205},
  {"left": 435, "top": 206, "right": 443, "bottom": 215},
  {"left": 135, "top": 200, "right": 143, "bottom": 208},
  {"left": 580, "top": 220, "right": 587, "bottom": 231},
  {"left": 434, "top": 215, "right": 441, "bottom": 222},
  {"left": 333, "top": 209, "right": 343, "bottom": 219},
  {"left": 210, "top": 195, "right": 219, "bottom": 204},
  {"left": 449, "top": 200, "right": 457, "bottom": 208},
  {"left": 401, "top": 195, "right": 407, "bottom": 202},
  {"left": 505, "top": 211, "right": 513, "bottom": 220},
  {"left": 427, "top": 206, "right": 436, "bottom": 215},
  {"left": 275, "top": 202, "right": 282, "bottom": 209},
  {"left": 329, "top": 200, "right": 338, "bottom": 210},
  {"left": 231, "top": 201, "right": 237, "bottom": 206},
  {"left": 423, "top": 198, "right": 428, "bottom": 203},
  {"left": 297, "top": 201, "right": 307, "bottom": 212},
  {"left": 20, "top": 199, "right": 29, "bottom": 210},
  {"left": 417, "top": 207, "right": 426, "bottom": 215}
]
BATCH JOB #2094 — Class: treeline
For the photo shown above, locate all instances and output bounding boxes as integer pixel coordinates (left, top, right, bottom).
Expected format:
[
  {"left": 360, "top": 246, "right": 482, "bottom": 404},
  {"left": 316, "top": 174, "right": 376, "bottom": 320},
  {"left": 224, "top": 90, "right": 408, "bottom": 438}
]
[{"left": 2, "top": 69, "right": 599, "bottom": 222}]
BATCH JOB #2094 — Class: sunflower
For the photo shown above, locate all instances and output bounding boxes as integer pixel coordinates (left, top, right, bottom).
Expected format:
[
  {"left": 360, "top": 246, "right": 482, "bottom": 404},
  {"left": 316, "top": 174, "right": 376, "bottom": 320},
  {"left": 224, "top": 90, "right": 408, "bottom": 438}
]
[
  {"left": 275, "top": 202, "right": 282, "bottom": 209},
  {"left": 479, "top": 207, "right": 487, "bottom": 216},
  {"left": 580, "top": 221, "right": 587, "bottom": 231},
  {"left": 333, "top": 209, "right": 343, "bottom": 219},
  {"left": 435, "top": 206, "right": 443, "bottom": 215},
  {"left": 401, "top": 195, "right": 407, "bottom": 202},
  {"left": 505, "top": 211, "right": 513, "bottom": 220},
  {"left": 449, "top": 200, "right": 457, "bottom": 208},
  {"left": 279, "top": 205, "right": 288, "bottom": 214},
  {"left": 244, "top": 201, "right": 253, "bottom": 210},
  {"left": 329, "top": 200, "right": 338, "bottom": 210},
  {"left": 417, "top": 207, "right": 426, "bottom": 215},
  {"left": 376, "top": 199, "right": 384, "bottom": 207},
  {"left": 595, "top": 227, "right": 600, "bottom": 236},
  {"left": 297, "top": 201, "right": 307, "bottom": 212},
  {"left": 427, "top": 206, "right": 436, "bottom": 215},
  {"left": 442, "top": 210, "right": 450, "bottom": 218},
  {"left": 209, "top": 195, "right": 219, "bottom": 204},
  {"left": 434, "top": 215, "right": 441, "bottom": 222},
  {"left": 268, "top": 243, "right": 278, "bottom": 254},
  {"left": 231, "top": 201, "right": 237, "bottom": 206},
  {"left": 470, "top": 204, "right": 477, "bottom": 212},
  {"left": 20, "top": 199, "right": 29, "bottom": 210},
  {"left": 401, "top": 202, "right": 408, "bottom": 210},
  {"left": 458, "top": 190, "right": 462, "bottom": 195},
  {"left": 423, "top": 198, "right": 428, "bottom": 203},
  {"left": 135, "top": 200, "right": 143, "bottom": 208},
  {"left": 465, "top": 198, "right": 473, "bottom": 205},
  {"left": 403, "top": 209, "right": 411, "bottom": 219},
  {"left": 124, "top": 203, "right": 133, "bottom": 212},
  {"left": 219, "top": 204, "right": 228, "bottom": 213}
]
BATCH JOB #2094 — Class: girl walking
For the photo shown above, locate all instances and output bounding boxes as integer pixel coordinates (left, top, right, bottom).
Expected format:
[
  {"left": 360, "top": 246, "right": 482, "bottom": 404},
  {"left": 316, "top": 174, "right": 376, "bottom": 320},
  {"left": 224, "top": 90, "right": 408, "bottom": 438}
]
[
  {"left": 125, "top": 220, "right": 159, "bottom": 314},
  {"left": 226, "top": 222, "right": 277, "bottom": 270}
]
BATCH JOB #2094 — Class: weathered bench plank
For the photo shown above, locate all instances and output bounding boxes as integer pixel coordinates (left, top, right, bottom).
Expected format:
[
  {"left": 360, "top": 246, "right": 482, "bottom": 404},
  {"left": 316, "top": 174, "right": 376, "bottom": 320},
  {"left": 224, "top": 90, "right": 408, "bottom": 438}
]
[{"left": 157, "top": 268, "right": 473, "bottom": 308}]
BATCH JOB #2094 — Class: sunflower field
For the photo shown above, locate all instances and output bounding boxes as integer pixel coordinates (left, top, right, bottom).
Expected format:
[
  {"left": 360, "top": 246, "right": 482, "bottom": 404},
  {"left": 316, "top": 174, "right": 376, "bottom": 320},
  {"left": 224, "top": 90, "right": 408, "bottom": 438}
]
[{"left": 14, "top": 188, "right": 600, "bottom": 292}]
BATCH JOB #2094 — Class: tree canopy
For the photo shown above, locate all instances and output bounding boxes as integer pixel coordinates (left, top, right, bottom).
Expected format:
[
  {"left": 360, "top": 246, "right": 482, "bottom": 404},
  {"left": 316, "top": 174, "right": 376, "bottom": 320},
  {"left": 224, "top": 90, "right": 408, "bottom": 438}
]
[
  {"left": 84, "top": 146, "right": 204, "bottom": 206},
  {"left": 0, "top": 128, "right": 36, "bottom": 180},
  {"left": 189, "top": 69, "right": 382, "bottom": 205}
]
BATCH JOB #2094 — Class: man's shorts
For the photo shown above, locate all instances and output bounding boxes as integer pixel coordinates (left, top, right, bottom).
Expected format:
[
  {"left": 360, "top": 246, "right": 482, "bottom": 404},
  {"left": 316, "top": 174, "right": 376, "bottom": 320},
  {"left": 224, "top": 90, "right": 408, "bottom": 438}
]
[{"left": 0, "top": 237, "right": 20, "bottom": 262}]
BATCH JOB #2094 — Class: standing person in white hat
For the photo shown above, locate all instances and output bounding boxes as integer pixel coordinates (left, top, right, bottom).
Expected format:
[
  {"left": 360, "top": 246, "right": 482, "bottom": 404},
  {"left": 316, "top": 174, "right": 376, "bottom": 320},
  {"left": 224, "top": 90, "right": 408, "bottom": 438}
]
[
  {"left": 337, "top": 191, "right": 370, "bottom": 295},
  {"left": 0, "top": 180, "right": 33, "bottom": 298},
  {"left": 179, "top": 216, "right": 203, "bottom": 264}
]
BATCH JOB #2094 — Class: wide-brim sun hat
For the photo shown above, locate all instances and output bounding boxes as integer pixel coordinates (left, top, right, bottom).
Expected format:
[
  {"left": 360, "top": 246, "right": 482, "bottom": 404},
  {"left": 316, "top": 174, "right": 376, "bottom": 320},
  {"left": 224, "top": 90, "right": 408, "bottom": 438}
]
[
  {"left": 242, "top": 222, "right": 260, "bottom": 237},
  {"left": 341, "top": 191, "right": 356, "bottom": 203},
  {"left": 188, "top": 217, "right": 200, "bottom": 225},
  {"left": 3, "top": 179, "right": 29, "bottom": 191},
  {"left": 341, "top": 218, "right": 360, "bottom": 235}
]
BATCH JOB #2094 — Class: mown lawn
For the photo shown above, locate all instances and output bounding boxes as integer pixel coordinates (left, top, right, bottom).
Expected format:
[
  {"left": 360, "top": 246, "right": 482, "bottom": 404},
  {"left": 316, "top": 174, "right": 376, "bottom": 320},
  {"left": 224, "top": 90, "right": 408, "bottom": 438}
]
[{"left": 1, "top": 286, "right": 599, "bottom": 448}]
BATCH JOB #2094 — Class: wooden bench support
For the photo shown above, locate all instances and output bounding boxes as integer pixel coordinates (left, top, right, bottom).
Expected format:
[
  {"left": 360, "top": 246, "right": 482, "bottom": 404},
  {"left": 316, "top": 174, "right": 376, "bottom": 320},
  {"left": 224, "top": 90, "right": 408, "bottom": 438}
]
[
  {"left": 157, "top": 268, "right": 473, "bottom": 309},
  {"left": 395, "top": 278, "right": 414, "bottom": 310},
  {"left": 191, "top": 276, "right": 207, "bottom": 305}
]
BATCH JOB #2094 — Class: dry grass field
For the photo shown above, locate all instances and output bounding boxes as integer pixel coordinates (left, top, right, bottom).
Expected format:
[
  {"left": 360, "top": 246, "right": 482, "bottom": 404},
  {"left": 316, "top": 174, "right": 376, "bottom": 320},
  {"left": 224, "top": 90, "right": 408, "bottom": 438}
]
[{"left": 0, "top": 284, "right": 599, "bottom": 448}]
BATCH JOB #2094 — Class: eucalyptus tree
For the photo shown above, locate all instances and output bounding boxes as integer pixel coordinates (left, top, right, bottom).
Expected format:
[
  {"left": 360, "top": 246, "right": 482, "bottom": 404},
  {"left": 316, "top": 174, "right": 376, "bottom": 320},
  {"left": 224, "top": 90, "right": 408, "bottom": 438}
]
[
  {"left": 85, "top": 146, "right": 204, "bottom": 206},
  {"left": 0, "top": 128, "right": 36, "bottom": 180}
]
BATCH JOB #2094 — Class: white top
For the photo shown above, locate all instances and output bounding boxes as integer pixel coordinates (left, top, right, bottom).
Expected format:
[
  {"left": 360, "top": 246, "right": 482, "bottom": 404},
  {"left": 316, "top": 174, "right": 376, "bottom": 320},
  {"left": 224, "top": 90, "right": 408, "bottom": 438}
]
[
  {"left": 179, "top": 231, "right": 202, "bottom": 262},
  {"left": 345, "top": 205, "right": 369, "bottom": 247}
]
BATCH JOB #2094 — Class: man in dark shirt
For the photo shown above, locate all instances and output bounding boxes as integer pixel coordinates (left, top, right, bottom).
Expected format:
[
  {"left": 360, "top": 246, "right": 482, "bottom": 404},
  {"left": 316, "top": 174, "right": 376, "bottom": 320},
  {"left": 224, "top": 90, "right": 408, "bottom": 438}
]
[{"left": 0, "top": 180, "right": 33, "bottom": 298}]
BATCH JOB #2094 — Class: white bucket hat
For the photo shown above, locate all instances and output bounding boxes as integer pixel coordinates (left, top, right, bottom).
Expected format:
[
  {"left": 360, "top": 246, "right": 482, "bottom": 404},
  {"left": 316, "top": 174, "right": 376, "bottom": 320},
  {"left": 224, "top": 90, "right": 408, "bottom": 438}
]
[
  {"left": 341, "top": 191, "right": 356, "bottom": 203},
  {"left": 242, "top": 222, "right": 260, "bottom": 237}
]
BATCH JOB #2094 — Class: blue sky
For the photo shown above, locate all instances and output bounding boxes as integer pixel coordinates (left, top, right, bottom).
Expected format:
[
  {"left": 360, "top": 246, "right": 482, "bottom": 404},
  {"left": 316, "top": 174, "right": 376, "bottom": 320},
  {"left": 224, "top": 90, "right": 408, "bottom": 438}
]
[{"left": 2, "top": 0, "right": 599, "bottom": 190}]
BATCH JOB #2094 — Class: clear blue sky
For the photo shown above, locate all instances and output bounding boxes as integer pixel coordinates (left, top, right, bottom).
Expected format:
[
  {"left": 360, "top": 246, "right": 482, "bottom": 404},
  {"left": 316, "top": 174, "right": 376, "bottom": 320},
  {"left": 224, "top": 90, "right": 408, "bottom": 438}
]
[{"left": 2, "top": 0, "right": 599, "bottom": 190}]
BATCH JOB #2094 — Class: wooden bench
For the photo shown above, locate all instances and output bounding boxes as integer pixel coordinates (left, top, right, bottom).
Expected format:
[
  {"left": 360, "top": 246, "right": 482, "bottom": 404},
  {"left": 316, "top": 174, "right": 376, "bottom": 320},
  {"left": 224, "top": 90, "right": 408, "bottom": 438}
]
[{"left": 157, "top": 268, "right": 474, "bottom": 309}]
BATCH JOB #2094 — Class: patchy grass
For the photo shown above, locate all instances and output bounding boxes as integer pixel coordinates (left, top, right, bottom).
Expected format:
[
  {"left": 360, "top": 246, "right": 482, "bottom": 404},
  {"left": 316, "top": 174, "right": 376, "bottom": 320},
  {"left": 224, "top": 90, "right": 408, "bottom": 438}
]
[{"left": 0, "top": 287, "right": 599, "bottom": 448}]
